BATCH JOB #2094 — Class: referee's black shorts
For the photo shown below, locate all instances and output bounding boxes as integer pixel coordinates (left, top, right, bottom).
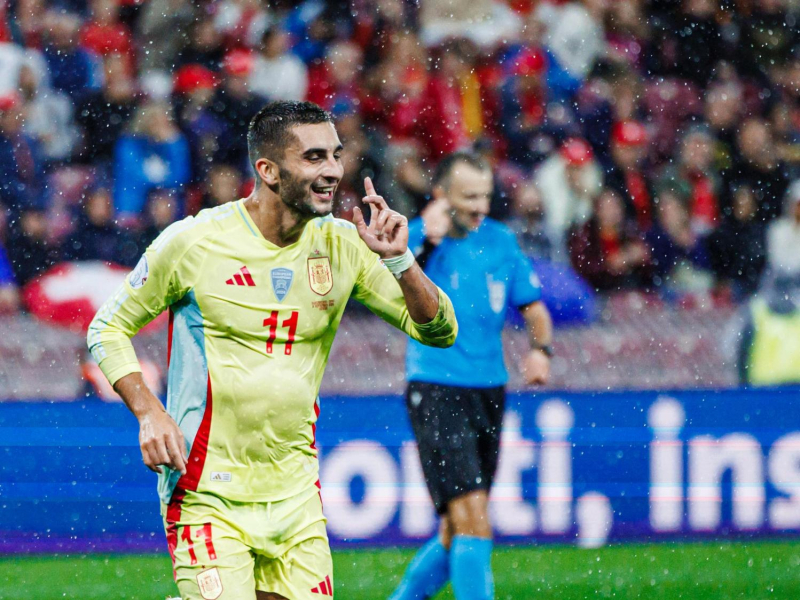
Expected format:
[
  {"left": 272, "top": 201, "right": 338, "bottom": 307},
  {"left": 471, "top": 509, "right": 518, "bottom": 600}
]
[{"left": 405, "top": 380, "right": 505, "bottom": 515}]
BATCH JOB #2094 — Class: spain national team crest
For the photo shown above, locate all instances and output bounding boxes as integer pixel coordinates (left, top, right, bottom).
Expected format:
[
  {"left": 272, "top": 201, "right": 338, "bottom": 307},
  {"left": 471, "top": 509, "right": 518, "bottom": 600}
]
[
  {"left": 196, "top": 567, "right": 223, "bottom": 600},
  {"left": 308, "top": 256, "right": 333, "bottom": 296},
  {"left": 271, "top": 268, "right": 294, "bottom": 302}
]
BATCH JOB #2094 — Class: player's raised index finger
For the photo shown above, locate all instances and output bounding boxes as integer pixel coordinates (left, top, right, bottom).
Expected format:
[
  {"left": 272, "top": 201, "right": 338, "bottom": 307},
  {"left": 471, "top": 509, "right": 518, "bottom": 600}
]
[{"left": 364, "top": 176, "right": 377, "bottom": 197}]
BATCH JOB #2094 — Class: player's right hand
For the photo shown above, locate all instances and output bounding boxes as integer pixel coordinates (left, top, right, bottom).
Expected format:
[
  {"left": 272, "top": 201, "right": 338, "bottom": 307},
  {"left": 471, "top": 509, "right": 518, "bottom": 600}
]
[
  {"left": 421, "top": 197, "right": 451, "bottom": 245},
  {"left": 420, "top": 198, "right": 452, "bottom": 245},
  {"left": 138, "top": 408, "right": 188, "bottom": 475}
]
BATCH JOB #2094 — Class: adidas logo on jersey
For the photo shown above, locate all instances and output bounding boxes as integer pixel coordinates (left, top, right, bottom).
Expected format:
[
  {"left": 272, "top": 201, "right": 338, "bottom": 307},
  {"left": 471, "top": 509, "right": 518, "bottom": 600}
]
[
  {"left": 311, "top": 575, "right": 333, "bottom": 596},
  {"left": 226, "top": 266, "right": 256, "bottom": 287}
]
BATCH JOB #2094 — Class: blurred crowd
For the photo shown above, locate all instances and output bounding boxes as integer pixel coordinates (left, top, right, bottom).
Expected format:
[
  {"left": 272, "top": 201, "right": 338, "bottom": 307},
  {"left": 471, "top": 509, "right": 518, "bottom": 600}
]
[{"left": 0, "top": 0, "right": 800, "bottom": 316}]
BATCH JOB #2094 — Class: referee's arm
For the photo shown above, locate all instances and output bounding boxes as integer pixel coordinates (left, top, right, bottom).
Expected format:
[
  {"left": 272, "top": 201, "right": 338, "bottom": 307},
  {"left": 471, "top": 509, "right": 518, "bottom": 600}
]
[{"left": 519, "top": 300, "right": 553, "bottom": 386}]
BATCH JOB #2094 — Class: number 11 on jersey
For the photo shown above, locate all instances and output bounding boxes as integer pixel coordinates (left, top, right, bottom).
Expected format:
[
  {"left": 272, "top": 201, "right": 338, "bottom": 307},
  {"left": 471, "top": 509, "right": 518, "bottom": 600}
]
[{"left": 264, "top": 310, "right": 299, "bottom": 355}]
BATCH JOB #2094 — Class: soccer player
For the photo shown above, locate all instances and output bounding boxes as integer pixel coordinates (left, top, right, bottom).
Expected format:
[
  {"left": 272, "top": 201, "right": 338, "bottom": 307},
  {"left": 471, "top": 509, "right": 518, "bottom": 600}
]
[
  {"left": 390, "top": 151, "right": 553, "bottom": 600},
  {"left": 87, "top": 101, "right": 457, "bottom": 600}
]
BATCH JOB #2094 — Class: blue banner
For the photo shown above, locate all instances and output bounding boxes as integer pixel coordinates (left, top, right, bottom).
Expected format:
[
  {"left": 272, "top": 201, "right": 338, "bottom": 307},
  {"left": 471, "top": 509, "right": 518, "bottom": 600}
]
[{"left": 1, "top": 388, "right": 798, "bottom": 553}]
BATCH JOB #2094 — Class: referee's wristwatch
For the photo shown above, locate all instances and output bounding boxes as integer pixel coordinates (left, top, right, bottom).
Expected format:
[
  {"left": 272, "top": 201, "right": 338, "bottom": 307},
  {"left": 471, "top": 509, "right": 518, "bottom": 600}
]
[{"left": 531, "top": 344, "right": 554, "bottom": 358}]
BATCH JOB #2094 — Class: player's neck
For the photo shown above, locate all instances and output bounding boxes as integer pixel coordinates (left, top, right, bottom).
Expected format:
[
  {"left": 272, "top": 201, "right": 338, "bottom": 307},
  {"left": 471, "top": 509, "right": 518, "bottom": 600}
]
[{"left": 243, "top": 190, "right": 312, "bottom": 247}]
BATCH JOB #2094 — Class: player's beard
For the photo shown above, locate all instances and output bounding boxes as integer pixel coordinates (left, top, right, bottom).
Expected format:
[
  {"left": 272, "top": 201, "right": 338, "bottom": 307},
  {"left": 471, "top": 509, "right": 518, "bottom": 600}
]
[{"left": 278, "top": 167, "right": 333, "bottom": 218}]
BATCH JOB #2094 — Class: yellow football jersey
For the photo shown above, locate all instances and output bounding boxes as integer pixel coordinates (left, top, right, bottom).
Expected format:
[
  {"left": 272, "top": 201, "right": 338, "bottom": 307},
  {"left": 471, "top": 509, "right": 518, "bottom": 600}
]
[{"left": 87, "top": 200, "right": 457, "bottom": 504}]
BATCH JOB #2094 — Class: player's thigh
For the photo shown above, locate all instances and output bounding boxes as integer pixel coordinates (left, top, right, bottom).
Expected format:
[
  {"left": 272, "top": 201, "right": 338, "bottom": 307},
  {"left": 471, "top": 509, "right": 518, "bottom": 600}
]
[
  {"left": 408, "top": 383, "right": 485, "bottom": 506},
  {"left": 476, "top": 387, "right": 506, "bottom": 488},
  {"left": 171, "top": 519, "right": 257, "bottom": 600},
  {"left": 406, "top": 382, "right": 472, "bottom": 441},
  {"left": 254, "top": 520, "right": 333, "bottom": 600}
]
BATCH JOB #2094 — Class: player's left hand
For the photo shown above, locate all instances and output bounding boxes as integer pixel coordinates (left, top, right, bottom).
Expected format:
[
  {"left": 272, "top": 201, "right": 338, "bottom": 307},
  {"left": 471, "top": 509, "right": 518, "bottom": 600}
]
[
  {"left": 520, "top": 349, "right": 550, "bottom": 386},
  {"left": 353, "top": 177, "right": 409, "bottom": 259}
]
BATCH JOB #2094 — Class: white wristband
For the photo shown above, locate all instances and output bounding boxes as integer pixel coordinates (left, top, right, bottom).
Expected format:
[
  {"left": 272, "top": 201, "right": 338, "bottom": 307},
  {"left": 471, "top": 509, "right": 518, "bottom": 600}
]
[{"left": 383, "top": 248, "right": 416, "bottom": 278}]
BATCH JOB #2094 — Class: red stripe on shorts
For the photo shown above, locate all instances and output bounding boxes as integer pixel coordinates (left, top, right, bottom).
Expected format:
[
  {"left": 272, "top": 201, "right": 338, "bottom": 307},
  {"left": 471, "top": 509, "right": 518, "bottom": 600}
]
[
  {"left": 310, "top": 398, "right": 320, "bottom": 450},
  {"left": 165, "top": 488, "right": 187, "bottom": 578}
]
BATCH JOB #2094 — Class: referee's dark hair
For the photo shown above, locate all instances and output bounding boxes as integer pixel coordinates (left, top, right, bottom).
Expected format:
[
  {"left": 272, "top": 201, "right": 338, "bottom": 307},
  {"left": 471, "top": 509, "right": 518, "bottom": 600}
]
[
  {"left": 247, "top": 101, "right": 333, "bottom": 170},
  {"left": 432, "top": 151, "right": 492, "bottom": 192}
]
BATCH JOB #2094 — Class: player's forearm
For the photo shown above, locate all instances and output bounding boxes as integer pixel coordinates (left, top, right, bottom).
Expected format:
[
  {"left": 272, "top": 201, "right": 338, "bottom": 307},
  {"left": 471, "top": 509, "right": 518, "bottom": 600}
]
[
  {"left": 522, "top": 301, "right": 553, "bottom": 349},
  {"left": 397, "top": 262, "right": 440, "bottom": 324},
  {"left": 114, "top": 372, "right": 166, "bottom": 421}
]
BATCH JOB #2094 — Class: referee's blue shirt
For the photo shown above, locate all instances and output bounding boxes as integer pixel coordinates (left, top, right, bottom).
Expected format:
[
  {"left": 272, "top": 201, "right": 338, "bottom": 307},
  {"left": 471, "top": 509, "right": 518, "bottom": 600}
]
[{"left": 406, "top": 217, "right": 542, "bottom": 388}]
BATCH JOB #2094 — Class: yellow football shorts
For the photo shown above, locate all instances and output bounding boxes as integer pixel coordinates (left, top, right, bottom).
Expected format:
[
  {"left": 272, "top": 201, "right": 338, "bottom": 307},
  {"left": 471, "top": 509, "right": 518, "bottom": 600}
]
[{"left": 162, "top": 486, "right": 333, "bottom": 599}]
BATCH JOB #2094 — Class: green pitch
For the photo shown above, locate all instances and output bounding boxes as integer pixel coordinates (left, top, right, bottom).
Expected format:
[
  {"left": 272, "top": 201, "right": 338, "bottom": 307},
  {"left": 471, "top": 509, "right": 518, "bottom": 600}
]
[{"left": 1, "top": 540, "right": 798, "bottom": 599}]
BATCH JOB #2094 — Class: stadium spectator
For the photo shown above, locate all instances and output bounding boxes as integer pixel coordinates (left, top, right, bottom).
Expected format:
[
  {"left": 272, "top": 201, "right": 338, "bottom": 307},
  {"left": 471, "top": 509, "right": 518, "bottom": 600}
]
[
  {"left": 80, "top": 0, "right": 134, "bottom": 63},
  {"left": 499, "top": 47, "right": 552, "bottom": 168},
  {"left": 670, "top": 0, "right": 723, "bottom": 85},
  {"left": 7, "top": 205, "right": 58, "bottom": 286},
  {"left": 212, "top": 0, "right": 271, "bottom": 49},
  {"left": 725, "top": 117, "right": 790, "bottom": 223},
  {"left": 136, "top": 0, "right": 195, "bottom": 73},
  {"left": 371, "top": 31, "right": 429, "bottom": 141},
  {"left": 508, "top": 180, "right": 555, "bottom": 260},
  {"left": 0, "top": 239, "right": 19, "bottom": 313},
  {"left": 41, "top": 10, "right": 101, "bottom": 101},
  {"left": 114, "top": 188, "right": 181, "bottom": 268},
  {"left": 283, "top": 1, "right": 335, "bottom": 65},
  {"left": 113, "top": 101, "right": 190, "bottom": 216},
  {"left": 329, "top": 107, "right": 383, "bottom": 220},
  {"left": 61, "top": 183, "right": 120, "bottom": 263},
  {"left": 18, "top": 63, "right": 79, "bottom": 164},
  {"left": 658, "top": 126, "right": 722, "bottom": 235},
  {"left": 378, "top": 141, "right": 429, "bottom": 218},
  {"left": 605, "top": 0, "right": 648, "bottom": 70},
  {"left": 704, "top": 80, "right": 743, "bottom": 172},
  {"left": 420, "top": 0, "right": 522, "bottom": 49},
  {"left": 172, "top": 64, "right": 225, "bottom": 182},
  {"left": 176, "top": 18, "right": 225, "bottom": 72},
  {"left": 75, "top": 53, "right": 137, "bottom": 165},
  {"left": 770, "top": 99, "right": 800, "bottom": 177},
  {"left": 137, "top": 187, "right": 179, "bottom": 252},
  {"left": 0, "top": 93, "right": 42, "bottom": 215},
  {"left": 535, "top": 0, "right": 606, "bottom": 81},
  {"left": 569, "top": 188, "right": 651, "bottom": 291},
  {"left": 605, "top": 120, "right": 653, "bottom": 231},
  {"left": 415, "top": 39, "right": 475, "bottom": 160},
  {"left": 738, "top": 0, "right": 798, "bottom": 80},
  {"left": 210, "top": 50, "right": 261, "bottom": 170},
  {"left": 14, "top": 0, "right": 45, "bottom": 47},
  {"left": 249, "top": 24, "right": 308, "bottom": 102},
  {"left": 707, "top": 184, "right": 768, "bottom": 300},
  {"left": 307, "top": 39, "right": 364, "bottom": 113},
  {"left": 198, "top": 163, "right": 243, "bottom": 211},
  {"left": 766, "top": 181, "right": 800, "bottom": 277},
  {"left": 534, "top": 137, "right": 602, "bottom": 253},
  {"left": 0, "top": 41, "right": 30, "bottom": 96},
  {"left": 736, "top": 274, "right": 800, "bottom": 386},
  {"left": 506, "top": 11, "right": 581, "bottom": 103},
  {"left": 645, "top": 189, "right": 710, "bottom": 296}
]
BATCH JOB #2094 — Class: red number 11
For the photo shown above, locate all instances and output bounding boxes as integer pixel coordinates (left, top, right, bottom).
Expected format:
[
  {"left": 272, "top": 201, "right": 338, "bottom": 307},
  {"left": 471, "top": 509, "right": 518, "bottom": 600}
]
[{"left": 264, "top": 310, "right": 299, "bottom": 355}]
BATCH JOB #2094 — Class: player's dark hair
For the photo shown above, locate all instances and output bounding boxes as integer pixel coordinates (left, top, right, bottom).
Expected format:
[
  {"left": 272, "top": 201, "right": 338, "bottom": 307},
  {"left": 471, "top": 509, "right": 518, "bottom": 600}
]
[
  {"left": 247, "top": 101, "right": 333, "bottom": 169},
  {"left": 432, "top": 151, "right": 491, "bottom": 191}
]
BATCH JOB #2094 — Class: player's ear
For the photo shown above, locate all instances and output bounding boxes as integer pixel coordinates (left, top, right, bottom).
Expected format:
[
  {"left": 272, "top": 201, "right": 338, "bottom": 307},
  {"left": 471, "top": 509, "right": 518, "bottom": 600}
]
[
  {"left": 255, "top": 158, "right": 280, "bottom": 187},
  {"left": 432, "top": 184, "right": 447, "bottom": 203}
]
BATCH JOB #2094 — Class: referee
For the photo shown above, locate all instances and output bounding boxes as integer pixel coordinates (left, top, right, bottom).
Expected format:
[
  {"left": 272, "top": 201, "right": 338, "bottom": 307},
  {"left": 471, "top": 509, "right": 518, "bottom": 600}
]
[{"left": 390, "top": 152, "right": 553, "bottom": 600}]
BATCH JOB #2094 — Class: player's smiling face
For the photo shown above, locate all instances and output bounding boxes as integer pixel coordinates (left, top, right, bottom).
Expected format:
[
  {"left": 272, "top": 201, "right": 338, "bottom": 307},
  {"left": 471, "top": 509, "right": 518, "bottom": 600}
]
[
  {"left": 446, "top": 163, "right": 493, "bottom": 232},
  {"left": 279, "top": 122, "right": 344, "bottom": 217}
]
